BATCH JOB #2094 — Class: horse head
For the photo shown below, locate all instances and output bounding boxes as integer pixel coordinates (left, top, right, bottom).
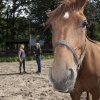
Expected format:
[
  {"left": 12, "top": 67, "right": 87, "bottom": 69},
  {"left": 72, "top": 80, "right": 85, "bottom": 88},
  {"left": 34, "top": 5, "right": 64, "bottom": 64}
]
[{"left": 46, "top": 0, "right": 88, "bottom": 93}]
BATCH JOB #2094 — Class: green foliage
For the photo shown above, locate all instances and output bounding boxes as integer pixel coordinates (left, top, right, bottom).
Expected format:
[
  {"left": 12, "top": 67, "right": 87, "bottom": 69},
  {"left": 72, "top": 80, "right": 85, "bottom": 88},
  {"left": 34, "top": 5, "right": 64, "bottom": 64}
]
[
  {"left": 0, "top": 0, "right": 100, "bottom": 50},
  {"left": 85, "top": 0, "right": 100, "bottom": 40},
  {"left": 26, "top": 55, "right": 34, "bottom": 61},
  {"left": 0, "top": 57, "right": 18, "bottom": 62},
  {"left": 41, "top": 54, "right": 53, "bottom": 59},
  {"left": 0, "top": 54, "right": 53, "bottom": 62}
]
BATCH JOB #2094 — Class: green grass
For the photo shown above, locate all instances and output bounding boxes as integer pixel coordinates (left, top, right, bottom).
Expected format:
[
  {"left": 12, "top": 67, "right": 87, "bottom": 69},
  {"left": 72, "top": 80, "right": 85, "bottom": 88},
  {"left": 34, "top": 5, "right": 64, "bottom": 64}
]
[{"left": 0, "top": 54, "right": 53, "bottom": 62}]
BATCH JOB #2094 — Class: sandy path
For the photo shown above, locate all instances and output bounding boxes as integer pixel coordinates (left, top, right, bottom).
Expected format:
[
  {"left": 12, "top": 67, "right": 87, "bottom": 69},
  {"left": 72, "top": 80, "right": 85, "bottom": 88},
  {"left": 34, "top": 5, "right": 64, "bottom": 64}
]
[{"left": 0, "top": 59, "right": 86, "bottom": 100}]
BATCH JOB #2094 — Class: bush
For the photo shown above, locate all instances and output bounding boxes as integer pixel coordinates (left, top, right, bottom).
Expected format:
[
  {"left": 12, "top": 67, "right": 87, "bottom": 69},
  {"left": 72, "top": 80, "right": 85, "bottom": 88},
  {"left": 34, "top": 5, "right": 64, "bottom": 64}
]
[
  {"left": 0, "top": 57, "right": 18, "bottom": 62},
  {"left": 41, "top": 54, "right": 53, "bottom": 59},
  {"left": 0, "top": 54, "right": 53, "bottom": 62}
]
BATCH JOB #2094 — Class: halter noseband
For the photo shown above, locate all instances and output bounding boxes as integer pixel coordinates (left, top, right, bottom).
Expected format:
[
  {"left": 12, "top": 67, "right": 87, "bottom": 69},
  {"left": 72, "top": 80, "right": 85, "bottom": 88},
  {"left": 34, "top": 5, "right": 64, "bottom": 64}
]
[{"left": 53, "top": 40, "right": 86, "bottom": 71}]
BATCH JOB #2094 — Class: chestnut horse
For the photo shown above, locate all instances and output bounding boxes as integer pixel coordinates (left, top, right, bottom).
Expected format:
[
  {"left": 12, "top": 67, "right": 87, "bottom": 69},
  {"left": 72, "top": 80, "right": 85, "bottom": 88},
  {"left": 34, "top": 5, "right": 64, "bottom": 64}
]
[{"left": 46, "top": 0, "right": 100, "bottom": 100}]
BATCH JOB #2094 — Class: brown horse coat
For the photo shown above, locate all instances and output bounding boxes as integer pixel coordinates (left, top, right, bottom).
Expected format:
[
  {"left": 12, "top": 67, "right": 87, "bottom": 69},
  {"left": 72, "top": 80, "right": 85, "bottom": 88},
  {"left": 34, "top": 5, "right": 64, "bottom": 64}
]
[
  {"left": 46, "top": 0, "right": 100, "bottom": 100},
  {"left": 71, "top": 38, "right": 100, "bottom": 100}
]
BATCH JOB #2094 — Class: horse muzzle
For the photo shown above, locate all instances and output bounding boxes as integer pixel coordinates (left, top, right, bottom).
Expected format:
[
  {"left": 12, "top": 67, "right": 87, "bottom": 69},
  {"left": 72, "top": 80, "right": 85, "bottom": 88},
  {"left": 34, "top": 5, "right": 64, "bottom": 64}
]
[{"left": 49, "top": 67, "right": 77, "bottom": 93}]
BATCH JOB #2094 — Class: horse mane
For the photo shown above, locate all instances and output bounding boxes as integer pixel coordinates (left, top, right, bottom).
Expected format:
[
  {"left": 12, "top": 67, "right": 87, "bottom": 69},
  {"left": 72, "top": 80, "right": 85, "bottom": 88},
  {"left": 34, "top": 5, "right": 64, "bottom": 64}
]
[
  {"left": 45, "top": 0, "right": 76, "bottom": 29},
  {"left": 86, "top": 34, "right": 100, "bottom": 46}
]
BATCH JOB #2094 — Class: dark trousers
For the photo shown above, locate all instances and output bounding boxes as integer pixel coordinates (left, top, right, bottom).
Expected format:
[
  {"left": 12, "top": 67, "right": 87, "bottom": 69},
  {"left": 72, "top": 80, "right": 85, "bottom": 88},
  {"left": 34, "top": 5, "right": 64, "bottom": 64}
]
[
  {"left": 19, "top": 58, "right": 25, "bottom": 73},
  {"left": 36, "top": 56, "right": 41, "bottom": 72}
]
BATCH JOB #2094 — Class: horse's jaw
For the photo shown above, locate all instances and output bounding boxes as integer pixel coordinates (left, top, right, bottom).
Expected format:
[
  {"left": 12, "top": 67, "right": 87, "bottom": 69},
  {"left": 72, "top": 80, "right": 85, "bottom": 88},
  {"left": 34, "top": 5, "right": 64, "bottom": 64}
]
[{"left": 49, "top": 67, "right": 77, "bottom": 93}]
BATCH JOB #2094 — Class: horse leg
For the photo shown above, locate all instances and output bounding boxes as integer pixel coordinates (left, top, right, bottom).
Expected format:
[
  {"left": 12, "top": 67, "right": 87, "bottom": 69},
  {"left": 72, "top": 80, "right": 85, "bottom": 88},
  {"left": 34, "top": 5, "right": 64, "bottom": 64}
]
[
  {"left": 70, "top": 91, "right": 82, "bottom": 100},
  {"left": 92, "top": 96, "right": 99, "bottom": 100},
  {"left": 92, "top": 92, "right": 100, "bottom": 100},
  {"left": 71, "top": 92, "right": 92, "bottom": 100},
  {"left": 86, "top": 92, "right": 92, "bottom": 100}
]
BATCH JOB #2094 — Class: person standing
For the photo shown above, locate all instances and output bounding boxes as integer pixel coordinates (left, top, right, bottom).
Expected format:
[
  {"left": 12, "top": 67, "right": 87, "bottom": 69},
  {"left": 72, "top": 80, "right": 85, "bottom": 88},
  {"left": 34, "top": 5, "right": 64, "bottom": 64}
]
[
  {"left": 18, "top": 44, "right": 26, "bottom": 74},
  {"left": 34, "top": 43, "right": 42, "bottom": 73}
]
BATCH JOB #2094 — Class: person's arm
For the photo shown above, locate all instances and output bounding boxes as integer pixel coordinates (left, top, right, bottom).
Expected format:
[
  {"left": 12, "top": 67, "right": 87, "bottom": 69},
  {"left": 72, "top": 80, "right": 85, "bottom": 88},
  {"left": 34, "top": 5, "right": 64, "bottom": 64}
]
[
  {"left": 18, "top": 49, "right": 22, "bottom": 62},
  {"left": 33, "top": 49, "right": 36, "bottom": 56},
  {"left": 24, "top": 50, "right": 26, "bottom": 58},
  {"left": 40, "top": 48, "right": 42, "bottom": 54}
]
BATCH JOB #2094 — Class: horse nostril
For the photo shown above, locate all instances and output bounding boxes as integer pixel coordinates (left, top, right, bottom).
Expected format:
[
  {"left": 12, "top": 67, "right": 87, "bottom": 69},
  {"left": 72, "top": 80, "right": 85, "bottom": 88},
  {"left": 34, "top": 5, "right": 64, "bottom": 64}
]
[
  {"left": 49, "top": 67, "right": 76, "bottom": 92},
  {"left": 68, "top": 68, "right": 74, "bottom": 81},
  {"left": 67, "top": 68, "right": 71, "bottom": 77},
  {"left": 49, "top": 67, "right": 75, "bottom": 83}
]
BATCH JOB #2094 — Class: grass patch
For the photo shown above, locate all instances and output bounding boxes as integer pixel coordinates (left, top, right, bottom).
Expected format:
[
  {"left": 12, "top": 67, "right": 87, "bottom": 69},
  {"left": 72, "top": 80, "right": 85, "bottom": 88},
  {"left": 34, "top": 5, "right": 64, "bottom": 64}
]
[{"left": 0, "top": 54, "right": 53, "bottom": 62}]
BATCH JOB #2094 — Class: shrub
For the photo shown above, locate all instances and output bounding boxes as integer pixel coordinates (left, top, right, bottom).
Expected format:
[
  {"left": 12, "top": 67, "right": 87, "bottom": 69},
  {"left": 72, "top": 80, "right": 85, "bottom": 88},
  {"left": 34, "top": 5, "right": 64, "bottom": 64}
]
[{"left": 0, "top": 54, "right": 53, "bottom": 62}]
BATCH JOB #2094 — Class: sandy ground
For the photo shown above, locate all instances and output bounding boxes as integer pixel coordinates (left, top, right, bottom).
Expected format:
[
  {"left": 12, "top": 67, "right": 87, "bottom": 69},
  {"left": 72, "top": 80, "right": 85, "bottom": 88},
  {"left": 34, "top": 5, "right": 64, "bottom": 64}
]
[{"left": 0, "top": 59, "right": 87, "bottom": 100}]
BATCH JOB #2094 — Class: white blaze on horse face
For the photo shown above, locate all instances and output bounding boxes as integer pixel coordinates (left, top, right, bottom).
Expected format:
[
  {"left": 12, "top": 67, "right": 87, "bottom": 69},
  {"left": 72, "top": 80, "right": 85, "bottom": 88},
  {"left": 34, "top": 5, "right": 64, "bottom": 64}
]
[{"left": 64, "top": 12, "right": 69, "bottom": 19}]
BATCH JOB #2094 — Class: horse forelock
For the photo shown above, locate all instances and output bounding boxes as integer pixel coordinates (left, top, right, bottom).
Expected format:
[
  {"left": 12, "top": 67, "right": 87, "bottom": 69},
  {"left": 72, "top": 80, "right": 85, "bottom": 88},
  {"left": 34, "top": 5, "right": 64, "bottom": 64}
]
[{"left": 45, "top": 0, "right": 77, "bottom": 29}]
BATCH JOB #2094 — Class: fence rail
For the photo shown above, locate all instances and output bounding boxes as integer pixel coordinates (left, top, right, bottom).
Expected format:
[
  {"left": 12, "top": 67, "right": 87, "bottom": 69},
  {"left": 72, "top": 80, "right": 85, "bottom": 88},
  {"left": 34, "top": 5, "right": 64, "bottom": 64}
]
[{"left": 0, "top": 49, "right": 53, "bottom": 57}]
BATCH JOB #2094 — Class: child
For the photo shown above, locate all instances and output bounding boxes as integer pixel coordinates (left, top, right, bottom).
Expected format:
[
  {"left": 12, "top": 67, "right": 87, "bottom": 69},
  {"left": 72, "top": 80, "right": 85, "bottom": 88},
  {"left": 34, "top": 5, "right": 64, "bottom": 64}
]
[{"left": 18, "top": 44, "right": 26, "bottom": 74}]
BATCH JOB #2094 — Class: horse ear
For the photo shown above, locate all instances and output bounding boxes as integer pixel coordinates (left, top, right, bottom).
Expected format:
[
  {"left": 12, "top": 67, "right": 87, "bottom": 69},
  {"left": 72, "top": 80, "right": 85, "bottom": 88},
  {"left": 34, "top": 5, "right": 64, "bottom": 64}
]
[{"left": 76, "top": 0, "right": 87, "bottom": 10}]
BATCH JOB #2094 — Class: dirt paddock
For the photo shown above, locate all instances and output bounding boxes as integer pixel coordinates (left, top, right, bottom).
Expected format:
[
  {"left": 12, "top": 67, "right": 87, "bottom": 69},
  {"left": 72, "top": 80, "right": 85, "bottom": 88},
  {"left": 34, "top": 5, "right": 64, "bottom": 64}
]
[{"left": 0, "top": 59, "right": 87, "bottom": 100}]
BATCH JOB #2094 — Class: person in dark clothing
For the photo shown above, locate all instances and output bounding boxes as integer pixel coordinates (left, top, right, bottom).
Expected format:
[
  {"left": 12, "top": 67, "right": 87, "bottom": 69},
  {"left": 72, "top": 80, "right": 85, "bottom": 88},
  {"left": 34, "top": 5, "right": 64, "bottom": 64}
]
[
  {"left": 18, "top": 44, "right": 26, "bottom": 74},
  {"left": 34, "top": 43, "right": 42, "bottom": 73}
]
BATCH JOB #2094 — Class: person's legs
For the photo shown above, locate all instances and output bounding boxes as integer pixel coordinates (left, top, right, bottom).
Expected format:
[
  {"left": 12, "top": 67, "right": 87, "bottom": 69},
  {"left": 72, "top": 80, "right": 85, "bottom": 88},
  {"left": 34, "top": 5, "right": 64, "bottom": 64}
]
[
  {"left": 23, "top": 59, "right": 26, "bottom": 73},
  {"left": 37, "top": 56, "right": 41, "bottom": 73},
  {"left": 19, "top": 60, "right": 22, "bottom": 74},
  {"left": 36, "top": 57, "right": 38, "bottom": 65},
  {"left": 36, "top": 57, "right": 39, "bottom": 72}
]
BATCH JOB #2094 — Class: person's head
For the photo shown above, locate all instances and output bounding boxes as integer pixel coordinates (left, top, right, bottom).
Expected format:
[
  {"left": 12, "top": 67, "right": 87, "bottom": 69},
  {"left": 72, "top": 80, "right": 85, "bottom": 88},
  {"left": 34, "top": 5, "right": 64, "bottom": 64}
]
[
  {"left": 36, "top": 43, "right": 40, "bottom": 49},
  {"left": 20, "top": 44, "right": 24, "bottom": 49}
]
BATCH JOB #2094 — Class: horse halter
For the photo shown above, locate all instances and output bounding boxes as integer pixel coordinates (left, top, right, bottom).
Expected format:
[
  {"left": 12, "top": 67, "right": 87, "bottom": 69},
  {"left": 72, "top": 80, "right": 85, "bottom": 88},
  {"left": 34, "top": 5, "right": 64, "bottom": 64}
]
[{"left": 53, "top": 40, "right": 86, "bottom": 71}]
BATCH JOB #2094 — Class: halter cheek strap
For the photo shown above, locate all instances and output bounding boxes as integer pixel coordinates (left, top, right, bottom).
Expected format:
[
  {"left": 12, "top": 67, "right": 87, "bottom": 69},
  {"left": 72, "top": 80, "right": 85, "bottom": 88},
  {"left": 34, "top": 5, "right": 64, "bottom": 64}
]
[{"left": 53, "top": 40, "right": 86, "bottom": 71}]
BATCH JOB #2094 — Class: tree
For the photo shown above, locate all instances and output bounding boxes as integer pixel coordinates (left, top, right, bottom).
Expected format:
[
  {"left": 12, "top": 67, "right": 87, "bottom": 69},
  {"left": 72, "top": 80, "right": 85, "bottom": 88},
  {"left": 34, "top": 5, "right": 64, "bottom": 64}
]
[
  {"left": 0, "top": 0, "right": 100, "bottom": 50},
  {"left": 0, "top": 0, "right": 6, "bottom": 49},
  {"left": 84, "top": 0, "right": 100, "bottom": 40},
  {"left": 28, "top": 0, "right": 59, "bottom": 41}
]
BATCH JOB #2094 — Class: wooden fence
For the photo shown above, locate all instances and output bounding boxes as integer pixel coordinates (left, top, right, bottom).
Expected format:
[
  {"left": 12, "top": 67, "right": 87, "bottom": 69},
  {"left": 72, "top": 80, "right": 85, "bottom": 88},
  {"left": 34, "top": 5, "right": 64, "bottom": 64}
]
[{"left": 0, "top": 49, "right": 53, "bottom": 57}]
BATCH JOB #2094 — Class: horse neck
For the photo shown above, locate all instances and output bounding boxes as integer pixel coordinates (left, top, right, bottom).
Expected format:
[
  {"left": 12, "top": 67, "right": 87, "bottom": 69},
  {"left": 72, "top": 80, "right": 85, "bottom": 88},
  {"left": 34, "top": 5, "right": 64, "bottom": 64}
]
[{"left": 82, "top": 38, "right": 100, "bottom": 75}]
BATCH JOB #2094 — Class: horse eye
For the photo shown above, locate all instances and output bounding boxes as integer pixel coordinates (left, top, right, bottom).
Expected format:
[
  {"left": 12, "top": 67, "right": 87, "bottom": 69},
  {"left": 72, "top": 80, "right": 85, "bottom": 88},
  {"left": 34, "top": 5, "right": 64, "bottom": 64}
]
[{"left": 82, "top": 20, "right": 88, "bottom": 28}]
